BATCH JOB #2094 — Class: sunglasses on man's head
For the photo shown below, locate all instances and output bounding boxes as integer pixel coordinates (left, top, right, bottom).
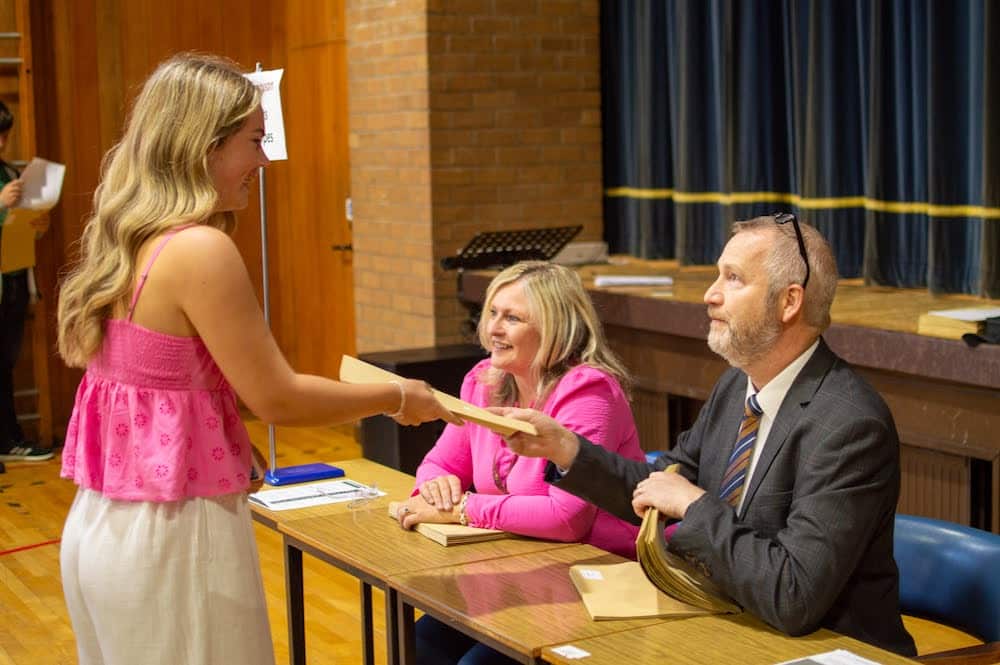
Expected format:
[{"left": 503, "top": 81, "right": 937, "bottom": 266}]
[{"left": 772, "top": 212, "right": 810, "bottom": 289}]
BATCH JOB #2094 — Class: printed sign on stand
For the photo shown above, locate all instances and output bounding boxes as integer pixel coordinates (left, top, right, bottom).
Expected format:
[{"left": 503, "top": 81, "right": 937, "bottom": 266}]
[{"left": 245, "top": 68, "right": 288, "bottom": 161}]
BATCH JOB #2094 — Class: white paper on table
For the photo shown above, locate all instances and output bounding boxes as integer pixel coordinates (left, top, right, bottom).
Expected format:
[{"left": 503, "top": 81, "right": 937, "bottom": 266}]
[
  {"left": 245, "top": 69, "right": 288, "bottom": 161},
  {"left": 926, "top": 307, "right": 1000, "bottom": 322},
  {"left": 248, "top": 479, "right": 384, "bottom": 511},
  {"left": 594, "top": 275, "right": 674, "bottom": 287},
  {"left": 773, "top": 649, "right": 884, "bottom": 665},
  {"left": 549, "top": 645, "right": 591, "bottom": 659}
]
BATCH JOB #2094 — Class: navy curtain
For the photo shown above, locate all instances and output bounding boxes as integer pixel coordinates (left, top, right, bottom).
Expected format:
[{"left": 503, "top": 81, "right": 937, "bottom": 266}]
[{"left": 603, "top": 0, "right": 999, "bottom": 295}]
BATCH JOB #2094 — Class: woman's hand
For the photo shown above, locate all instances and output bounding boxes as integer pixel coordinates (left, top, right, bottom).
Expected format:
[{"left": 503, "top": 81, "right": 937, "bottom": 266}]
[
  {"left": 417, "top": 474, "right": 463, "bottom": 511},
  {"left": 392, "top": 378, "right": 464, "bottom": 427},
  {"left": 395, "top": 494, "right": 460, "bottom": 530},
  {"left": 0, "top": 179, "right": 22, "bottom": 209}
]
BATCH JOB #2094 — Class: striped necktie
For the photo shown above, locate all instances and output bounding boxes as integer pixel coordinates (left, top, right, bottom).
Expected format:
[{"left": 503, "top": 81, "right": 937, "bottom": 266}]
[{"left": 719, "top": 393, "right": 763, "bottom": 508}]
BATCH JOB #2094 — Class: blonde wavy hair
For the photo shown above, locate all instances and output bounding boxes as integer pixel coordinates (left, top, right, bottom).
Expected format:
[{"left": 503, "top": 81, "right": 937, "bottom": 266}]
[
  {"left": 477, "top": 261, "right": 631, "bottom": 406},
  {"left": 57, "top": 53, "right": 261, "bottom": 367}
]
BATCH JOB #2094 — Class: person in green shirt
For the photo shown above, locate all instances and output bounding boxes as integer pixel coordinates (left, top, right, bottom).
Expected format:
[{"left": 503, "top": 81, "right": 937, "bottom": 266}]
[{"left": 0, "top": 100, "right": 53, "bottom": 464}]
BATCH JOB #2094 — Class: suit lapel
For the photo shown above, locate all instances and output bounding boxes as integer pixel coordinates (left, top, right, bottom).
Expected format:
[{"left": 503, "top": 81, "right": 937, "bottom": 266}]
[{"left": 739, "top": 338, "right": 837, "bottom": 515}]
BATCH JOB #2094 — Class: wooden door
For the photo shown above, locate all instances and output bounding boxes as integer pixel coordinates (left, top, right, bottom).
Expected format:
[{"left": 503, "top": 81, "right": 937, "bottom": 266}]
[{"left": 269, "top": 0, "right": 355, "bottom": 377}]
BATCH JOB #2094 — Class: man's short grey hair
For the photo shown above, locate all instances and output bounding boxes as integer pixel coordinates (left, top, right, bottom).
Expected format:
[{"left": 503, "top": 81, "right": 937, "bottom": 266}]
[{"left": 731, "top": 216, "right": 838, "bottom": 331}]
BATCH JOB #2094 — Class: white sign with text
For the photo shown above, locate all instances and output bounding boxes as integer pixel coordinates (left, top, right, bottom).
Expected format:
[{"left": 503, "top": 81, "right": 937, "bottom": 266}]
[{"left": 245, "top": 68, "right": 288, "bottom": 161}]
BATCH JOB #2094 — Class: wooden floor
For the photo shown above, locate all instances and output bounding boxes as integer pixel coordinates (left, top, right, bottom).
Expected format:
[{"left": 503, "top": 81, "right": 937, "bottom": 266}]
[
  {"left": 0, "top": 420, "right": 389, "bottom": 665},
  {"left": 0, "top": 419, "right": 984, "bottom": 664}
]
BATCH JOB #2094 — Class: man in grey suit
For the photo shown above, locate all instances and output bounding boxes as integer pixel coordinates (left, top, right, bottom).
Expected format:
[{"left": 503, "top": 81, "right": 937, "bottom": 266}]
[{"left": 501, "top": 215, "right": 916, "bottom": 656}]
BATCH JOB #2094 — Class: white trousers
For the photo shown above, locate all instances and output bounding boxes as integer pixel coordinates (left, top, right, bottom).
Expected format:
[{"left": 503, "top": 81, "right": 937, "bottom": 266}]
[{"left": 61, "top": 488, "right": 275, "bottom": 665}]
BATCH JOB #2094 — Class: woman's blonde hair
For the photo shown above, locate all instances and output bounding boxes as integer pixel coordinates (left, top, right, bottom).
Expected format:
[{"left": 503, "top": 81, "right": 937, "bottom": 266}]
[
  {"left": 477, "top": 261, "right": 631, "bottom": 406},
  {"left": 57, "top": 53, "right": 260, "bottom": 367}
]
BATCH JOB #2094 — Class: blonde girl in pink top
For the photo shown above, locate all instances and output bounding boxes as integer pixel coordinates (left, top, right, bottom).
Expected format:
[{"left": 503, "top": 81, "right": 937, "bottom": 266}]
[
  {"left": 56, "top": 53, "right": 456, "bottom": 665},
  {"left": 394, "top": 262, "right": 644, "bottom": 665}
]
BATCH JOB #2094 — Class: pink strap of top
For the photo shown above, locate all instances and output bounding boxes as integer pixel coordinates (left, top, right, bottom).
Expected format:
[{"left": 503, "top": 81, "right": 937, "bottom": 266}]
[{"left": 126, "top": 224, "right": 197, "bottom": 321}]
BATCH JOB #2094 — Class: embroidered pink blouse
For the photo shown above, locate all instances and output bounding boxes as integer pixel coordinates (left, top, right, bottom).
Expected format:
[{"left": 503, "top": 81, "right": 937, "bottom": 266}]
[
  {"left": 60, "top": 227, "right": 252, "bottom": 501},
  {"left": 414, "top": 359, "right": 644, "bottom": 559}
]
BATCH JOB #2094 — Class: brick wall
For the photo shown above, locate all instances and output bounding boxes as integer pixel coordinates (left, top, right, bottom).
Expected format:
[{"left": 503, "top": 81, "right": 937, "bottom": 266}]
[
  {"left": 349, "top": 0, "right": 601, "bottom": 352},
  {"left": 348, "top": 0, "right": 436, "bottom": 352}
]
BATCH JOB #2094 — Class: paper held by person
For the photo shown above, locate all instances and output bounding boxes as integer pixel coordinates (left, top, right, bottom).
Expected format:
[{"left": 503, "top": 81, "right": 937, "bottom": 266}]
[
  {"left": 1, "top": 157, "right": 65, "bottom": 273},
  {"left": 339, "top": 355, "right": 538, "bottom": 437}
]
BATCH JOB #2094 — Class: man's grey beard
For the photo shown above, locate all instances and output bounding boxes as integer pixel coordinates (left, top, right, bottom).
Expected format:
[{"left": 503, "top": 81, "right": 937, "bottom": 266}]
[{"left": 707, "top": 311, "right": 782, "bottom": 369}]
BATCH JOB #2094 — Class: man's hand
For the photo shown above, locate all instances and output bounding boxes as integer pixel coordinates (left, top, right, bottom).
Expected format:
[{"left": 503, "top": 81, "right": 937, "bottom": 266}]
[
  {"left": 0, "top": 179, "right": 22, "bottom": 208},
  {"left": 417, "top": 473, "right": 462, "bottom": 510},
  {"left": 489, "top": 407, "right": 581, "bottom": 470},
  {"left": 632, "top": 470, "right": 706, "bottom": 520},
  {"left": 395, "top": 494, "right": 460, "bottom": 530}
]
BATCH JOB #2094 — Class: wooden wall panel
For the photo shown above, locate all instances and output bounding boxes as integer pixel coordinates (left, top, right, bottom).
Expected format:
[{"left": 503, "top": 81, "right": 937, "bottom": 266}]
[
  {"left": 287, "top": 0, "right": 345, "bottom": 44},
  {"left": 632, "top": 387, "right": 669, "bottom": 455},
  {"left": 31, "top": 0, "right": 353, "bottom": 435},
  {"left": 898, "top": 445, "right": 971, "bottom": 525}
]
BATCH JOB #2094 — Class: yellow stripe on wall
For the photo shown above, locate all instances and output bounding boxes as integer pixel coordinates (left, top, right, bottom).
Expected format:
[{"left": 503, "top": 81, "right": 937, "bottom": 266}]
[{"left": 603, "top": 188, "right": 1000, "bottom": 219}]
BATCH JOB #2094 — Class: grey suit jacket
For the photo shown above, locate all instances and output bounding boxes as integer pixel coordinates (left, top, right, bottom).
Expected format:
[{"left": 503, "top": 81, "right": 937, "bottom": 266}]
[{"left": 550, "top": 339, "right": 916, "bottom": 656}]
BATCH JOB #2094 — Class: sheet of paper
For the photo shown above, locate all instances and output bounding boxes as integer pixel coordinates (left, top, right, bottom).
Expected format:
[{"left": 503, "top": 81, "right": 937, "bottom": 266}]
[
  {"left": 549, "top": 645, "right": 590, "bottom": 659},
  {"left": 245, "top": 69, "right": 288, "bottom": 161},
  {"left": 594, "top": 275, "right": 673, "bottom": 287},
  {"left": 15, "top": 157, "right": 65, "bottom": 210},
  {"left": 774, "top": 650, "right": 883, "bottom": 665},
  {"left": 926, "top": 306, "right": 1000, "bottom": 322},
  {"left": 248, "top": 478, "right": 384, "bottom": 511}
]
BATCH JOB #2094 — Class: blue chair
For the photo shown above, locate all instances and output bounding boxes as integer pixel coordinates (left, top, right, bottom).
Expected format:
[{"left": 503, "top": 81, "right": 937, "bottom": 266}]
[{"left": 894, "top": 514, "right": 1000, "bottom": 663}]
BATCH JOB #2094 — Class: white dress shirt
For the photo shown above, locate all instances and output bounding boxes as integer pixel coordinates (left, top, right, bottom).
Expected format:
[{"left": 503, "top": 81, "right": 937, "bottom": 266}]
[{"left": 737, "top": 339, "right": 820, "bottom": 514}]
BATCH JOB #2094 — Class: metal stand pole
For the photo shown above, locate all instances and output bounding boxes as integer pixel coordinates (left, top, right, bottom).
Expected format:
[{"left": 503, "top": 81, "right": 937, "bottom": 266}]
[{"left": 256, "top": 62, "right": 278, "bottom": 473}]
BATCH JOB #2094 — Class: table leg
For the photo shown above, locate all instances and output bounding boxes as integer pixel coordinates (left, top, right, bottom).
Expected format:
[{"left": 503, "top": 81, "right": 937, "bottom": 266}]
[
  {"left": 360, "top": 581, "right": 374, "bottom": 665},
  {"left": 385, "top": 587, "right": 402, "bottom": 665},
  {"left": 396, "top": 593, "right": 415, "bottom": 665},
  {"left": 284, "top": 540, "right": 306, "bottom": 665}
]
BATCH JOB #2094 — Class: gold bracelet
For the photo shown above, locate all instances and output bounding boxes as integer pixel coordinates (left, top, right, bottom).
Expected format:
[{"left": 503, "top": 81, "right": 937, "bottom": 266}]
[{"left": 458, "top": 491, "right": 471, "bottom": 526}]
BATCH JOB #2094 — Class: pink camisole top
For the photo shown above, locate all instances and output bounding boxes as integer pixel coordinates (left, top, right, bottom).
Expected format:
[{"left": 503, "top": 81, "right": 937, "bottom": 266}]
[{"left": 60, "top": 226, "right": 254, "bottom": 501}]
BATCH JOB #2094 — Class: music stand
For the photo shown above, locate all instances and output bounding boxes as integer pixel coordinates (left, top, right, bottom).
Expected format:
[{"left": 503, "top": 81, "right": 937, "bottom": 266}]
[
  {"left": 442, "top": 225, "right": 582, "bottom": 338},
  {"left": 441, "top": 225, "right": 582, "bottom": 271}
]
